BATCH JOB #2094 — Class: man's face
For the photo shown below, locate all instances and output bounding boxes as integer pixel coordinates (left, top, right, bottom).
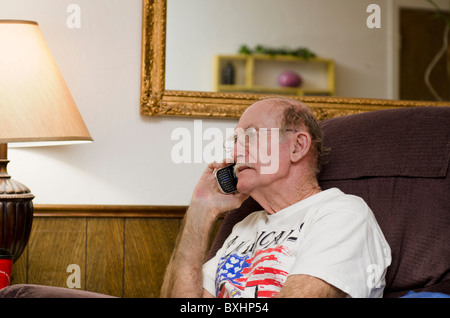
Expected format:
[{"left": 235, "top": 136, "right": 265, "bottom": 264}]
[{"left": 232, "top": 100, "right": 292, "bottom": 195}]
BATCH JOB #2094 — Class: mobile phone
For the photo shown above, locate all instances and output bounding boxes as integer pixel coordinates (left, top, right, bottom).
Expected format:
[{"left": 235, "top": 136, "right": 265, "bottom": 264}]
[{"left": 215, "top": 164, "right": 238, "bottom": 194}]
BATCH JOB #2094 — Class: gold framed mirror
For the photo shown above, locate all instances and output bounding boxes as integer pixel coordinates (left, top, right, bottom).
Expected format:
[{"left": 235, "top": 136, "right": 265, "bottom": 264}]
[{"left": 140, "top": 0, "right": 448, "bottom": 120}]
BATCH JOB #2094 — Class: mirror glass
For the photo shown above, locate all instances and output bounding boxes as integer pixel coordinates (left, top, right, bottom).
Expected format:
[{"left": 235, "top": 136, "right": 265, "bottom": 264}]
[{"left": 166, "top": 0, "right": 394, "bottom": 100}]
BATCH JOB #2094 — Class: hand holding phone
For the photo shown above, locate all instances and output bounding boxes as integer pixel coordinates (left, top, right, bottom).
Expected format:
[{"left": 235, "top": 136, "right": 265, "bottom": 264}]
[
  {"left": 190, "top": 162, "right": 247, "bottom": 217},
  {"left": 214, "top": 164, "right": 238, "bottom": 194}
]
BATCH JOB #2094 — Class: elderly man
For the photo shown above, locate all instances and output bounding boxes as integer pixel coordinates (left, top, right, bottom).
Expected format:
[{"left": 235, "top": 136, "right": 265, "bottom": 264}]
[{"left": 161, "top": 97, "right": 391, "bottom": 298}]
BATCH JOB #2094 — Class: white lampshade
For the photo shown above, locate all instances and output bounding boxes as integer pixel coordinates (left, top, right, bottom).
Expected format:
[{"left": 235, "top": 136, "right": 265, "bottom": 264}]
[{"left": 0, "top": 20, "right": 92, "bottom": 147}]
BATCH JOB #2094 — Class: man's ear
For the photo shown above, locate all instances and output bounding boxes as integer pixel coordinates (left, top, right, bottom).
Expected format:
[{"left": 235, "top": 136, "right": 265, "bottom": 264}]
[{"left": 291, "top": 131, "right": 311, "bottom": 163}]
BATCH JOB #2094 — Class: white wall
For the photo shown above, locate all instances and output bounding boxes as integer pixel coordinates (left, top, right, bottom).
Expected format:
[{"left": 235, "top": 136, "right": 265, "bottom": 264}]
[
  {"left": 2, "top": 0, "right": 216, "bottom": 205},
  {"left": 1, "top": 0, "right": 446, "bottom": 206}
]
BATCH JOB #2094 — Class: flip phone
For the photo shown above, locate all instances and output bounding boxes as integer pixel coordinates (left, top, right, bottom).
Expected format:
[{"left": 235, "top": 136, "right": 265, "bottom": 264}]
[{"left": 215, "top": 164, "right": 238, "bottom": 194}]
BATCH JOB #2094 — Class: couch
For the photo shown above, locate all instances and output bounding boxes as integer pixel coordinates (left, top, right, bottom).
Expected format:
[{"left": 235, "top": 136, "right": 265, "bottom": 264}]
[
  {"left": 207, "top": 106, "right": 450, "bottom": 298},
  {"left": 1, "top": 106, "right": 449, "bottom": 298}
]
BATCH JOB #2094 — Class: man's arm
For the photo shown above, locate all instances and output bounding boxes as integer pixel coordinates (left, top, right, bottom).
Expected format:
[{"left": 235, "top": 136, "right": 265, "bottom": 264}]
[
  {"left": 160, "top": 203, "right": 217, "bottom": 298},
  {"left": 276, "top": 274, "right": 347, "bottom": 298},
  {"left": 160, "top": 161, "right": 248, "bottom": 298}
]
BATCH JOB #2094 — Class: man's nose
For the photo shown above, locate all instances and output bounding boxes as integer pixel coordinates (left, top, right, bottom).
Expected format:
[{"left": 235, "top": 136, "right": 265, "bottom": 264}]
[{"left": 233, "top": 142, "right": 249, "bottom": 163}]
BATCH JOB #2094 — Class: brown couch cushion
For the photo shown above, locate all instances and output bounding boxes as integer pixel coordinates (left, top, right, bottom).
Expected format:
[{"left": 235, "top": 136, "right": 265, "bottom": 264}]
[
  {"left": 0, "top": 284, "right": 115, "bottom": 298},
  {"left": 319, "top": 106, "right": 449, "bottom": 180},
  {"left": 318, "top": 107, "right": 450, "bottom": 297}
]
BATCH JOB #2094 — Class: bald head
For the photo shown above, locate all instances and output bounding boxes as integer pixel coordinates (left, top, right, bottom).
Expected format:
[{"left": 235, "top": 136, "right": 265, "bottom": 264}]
[
  {"left": 244, "top": 97, "right": 327, "bottom": 173},
  {"left": 239, "top": 98, "right": 286, "bottom": 128}
]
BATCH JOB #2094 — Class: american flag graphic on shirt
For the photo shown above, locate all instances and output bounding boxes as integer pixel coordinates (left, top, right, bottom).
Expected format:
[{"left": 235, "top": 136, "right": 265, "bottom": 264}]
[{"left": 214, "top": 225, "right": 303, "bottom": 298}]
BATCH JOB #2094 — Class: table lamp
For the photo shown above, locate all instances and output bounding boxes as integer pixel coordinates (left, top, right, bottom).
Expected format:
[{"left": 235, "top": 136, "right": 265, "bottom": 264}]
[{"left": 0, "top": 20, "right": 92, "bottom": 263}]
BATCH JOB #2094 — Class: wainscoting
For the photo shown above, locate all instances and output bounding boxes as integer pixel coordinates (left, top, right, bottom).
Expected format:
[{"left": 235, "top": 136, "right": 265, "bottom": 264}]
[{"left": 10, "top": 205, "right": 222, "bottom": 298}]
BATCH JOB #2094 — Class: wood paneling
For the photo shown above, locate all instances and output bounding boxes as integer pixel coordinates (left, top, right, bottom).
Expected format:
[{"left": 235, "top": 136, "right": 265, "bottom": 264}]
[
  {"left": 7, "top": 205, "right": 224, "bottom": 297},
  {"left": 8, "top": 206, "right": 195, "bottom": 298},
  {"left": 10, "top": 246, "right": 27, "bottom": 285},
  {"left": 27, "top": 218, "right": 86, "bottom": 288},
  {"left": 33, "top": 204, "right": 187, "bottom": 218},
  {"left": 86, "top": 218, "right": 124, "bottom": 297},
  {"left": 124, "top": 218, "right": 179, "bottom": 298}
]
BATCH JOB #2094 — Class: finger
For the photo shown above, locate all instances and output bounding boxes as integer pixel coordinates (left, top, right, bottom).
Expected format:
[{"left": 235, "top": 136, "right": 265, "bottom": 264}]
[{"left": 208, "top": 160, "right": 233, "bottom": 173}]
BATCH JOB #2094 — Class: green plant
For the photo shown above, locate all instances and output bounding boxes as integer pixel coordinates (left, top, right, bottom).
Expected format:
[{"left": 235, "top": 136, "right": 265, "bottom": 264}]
[{"left": 238, "top": 44, "right": 316, "bottom": 59}]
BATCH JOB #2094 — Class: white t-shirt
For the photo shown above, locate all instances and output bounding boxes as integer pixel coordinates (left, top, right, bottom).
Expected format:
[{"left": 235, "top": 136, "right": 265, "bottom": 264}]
[{"left": 203, "top": 188, "right": 391, "bottom": 298}]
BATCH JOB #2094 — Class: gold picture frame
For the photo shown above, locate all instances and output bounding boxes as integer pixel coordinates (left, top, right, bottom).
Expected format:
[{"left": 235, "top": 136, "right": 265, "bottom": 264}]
[{"left": 140, "top": 0, "right": 449, "bottom": 120}]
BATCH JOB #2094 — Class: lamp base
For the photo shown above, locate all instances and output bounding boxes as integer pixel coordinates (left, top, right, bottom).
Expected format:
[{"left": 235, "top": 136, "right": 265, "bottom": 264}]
[{"left": 0, "top": 144, "right": 34, "bottom": 263}]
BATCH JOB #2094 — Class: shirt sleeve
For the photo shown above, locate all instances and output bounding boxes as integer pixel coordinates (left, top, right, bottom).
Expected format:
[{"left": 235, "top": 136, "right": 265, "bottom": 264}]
[{"left": 289, "top": 204, "right": 391, "bottom": 298}]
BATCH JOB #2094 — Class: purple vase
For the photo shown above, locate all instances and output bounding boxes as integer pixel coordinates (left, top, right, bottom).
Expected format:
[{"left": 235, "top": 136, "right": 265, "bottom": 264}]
[{"left": 278, "top": 71, "right": 302, "bottom": 88}]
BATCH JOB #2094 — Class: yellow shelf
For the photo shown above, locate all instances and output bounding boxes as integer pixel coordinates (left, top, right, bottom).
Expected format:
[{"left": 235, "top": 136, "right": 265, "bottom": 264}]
[{"left": 214, "top": 54, "right": 335, "bottom": 96}]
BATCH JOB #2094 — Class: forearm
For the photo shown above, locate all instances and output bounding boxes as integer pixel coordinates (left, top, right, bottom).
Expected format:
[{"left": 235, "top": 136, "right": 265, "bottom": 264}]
[
  {"left": 161, "top": 161, "right": 248, "bottom": 297},
  {"left": 160, "top": 203, "right": 218, "bottom": 298}
]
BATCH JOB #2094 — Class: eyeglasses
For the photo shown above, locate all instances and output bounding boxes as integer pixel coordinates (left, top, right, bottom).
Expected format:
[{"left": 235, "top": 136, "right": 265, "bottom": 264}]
[{"left": 223, "top": 127, "right": 298, "bottom": 153}]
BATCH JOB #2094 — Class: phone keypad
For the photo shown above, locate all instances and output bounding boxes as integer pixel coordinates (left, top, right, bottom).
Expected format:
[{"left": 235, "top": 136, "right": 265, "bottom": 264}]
[{"left": 216, "top": 167, "right": 237, "bottom": 194}]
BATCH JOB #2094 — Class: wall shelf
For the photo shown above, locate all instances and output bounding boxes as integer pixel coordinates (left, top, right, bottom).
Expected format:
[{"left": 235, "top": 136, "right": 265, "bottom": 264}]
[{"left": 214, "top": 54, "right": 335, "bottom": 96}]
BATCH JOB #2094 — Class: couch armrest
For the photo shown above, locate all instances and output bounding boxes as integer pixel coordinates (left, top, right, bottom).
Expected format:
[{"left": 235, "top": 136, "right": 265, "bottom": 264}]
[{"left": 0, "top": 284, "right": 116, "bottom": 298}]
